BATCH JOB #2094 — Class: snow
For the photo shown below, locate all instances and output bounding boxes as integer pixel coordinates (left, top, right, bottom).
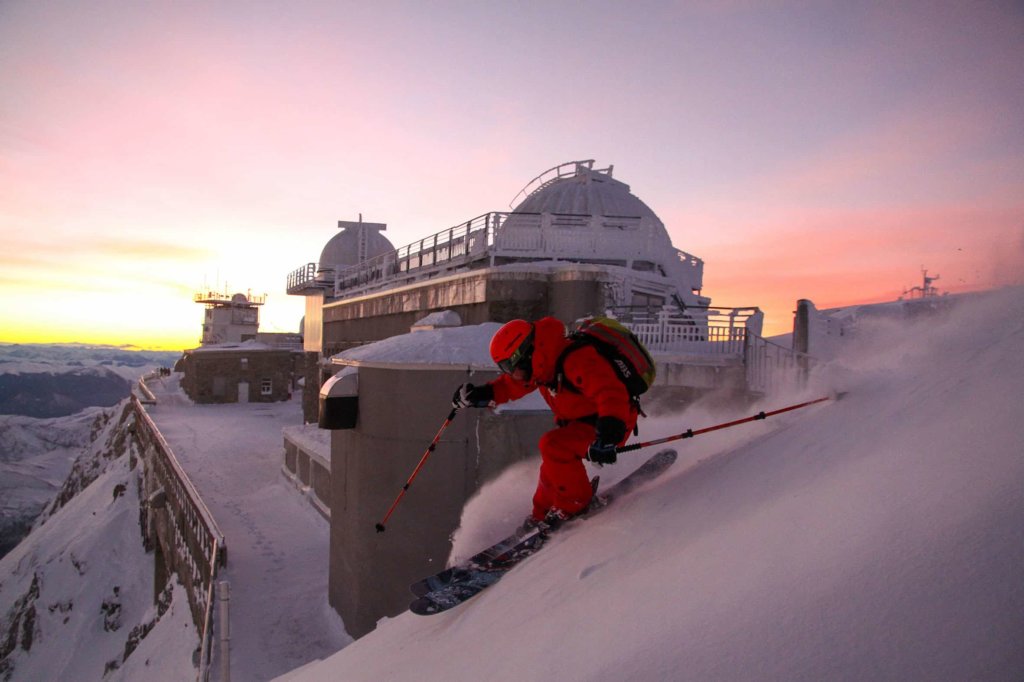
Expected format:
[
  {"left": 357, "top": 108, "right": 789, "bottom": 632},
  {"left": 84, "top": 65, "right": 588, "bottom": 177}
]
[
  {"left": 333, "top": 322, "right": 501, "bottom": 369},
  {"left": 142, "top": 375, "right": 351, "bottom": 680},
  {"left": 279, "top": 285, "right": 1024, "bottom": 681},
  {"left": 188, "top": 339, "right": 278, "bottom": 353},
  {"left": 412, "top": 310, "right": 463, "bottom": 329}
]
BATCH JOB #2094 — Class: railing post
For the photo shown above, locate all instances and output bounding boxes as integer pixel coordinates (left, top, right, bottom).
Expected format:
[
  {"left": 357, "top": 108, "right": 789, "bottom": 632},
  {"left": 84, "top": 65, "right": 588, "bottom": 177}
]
[{"left": 219, "top": 581, "right": 231, "bottom": 682}]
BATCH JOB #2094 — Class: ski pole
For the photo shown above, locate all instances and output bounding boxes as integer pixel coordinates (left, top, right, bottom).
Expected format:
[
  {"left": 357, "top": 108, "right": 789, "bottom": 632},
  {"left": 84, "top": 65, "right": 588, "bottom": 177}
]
[
  {"left": 617, "top": 396, "right": 833, "bottom": 454},
  {"left": 376, "top": 408, "right": 458, "bottom": 533}
]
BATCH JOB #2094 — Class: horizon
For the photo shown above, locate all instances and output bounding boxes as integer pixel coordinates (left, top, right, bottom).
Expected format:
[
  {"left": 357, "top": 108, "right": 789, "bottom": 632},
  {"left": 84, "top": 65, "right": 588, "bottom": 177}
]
[
  {"left": 0, "top": 281, "right": 1012, "bottom": 353},
  {"left": 2, "top": 1, "right": 1022, "bottom": 349}
]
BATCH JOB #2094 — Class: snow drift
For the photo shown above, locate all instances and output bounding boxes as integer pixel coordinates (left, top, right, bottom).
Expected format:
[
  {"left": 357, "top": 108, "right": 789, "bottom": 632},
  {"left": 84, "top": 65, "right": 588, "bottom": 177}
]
[{"left": 281, "top": 286, "right": 1024, "bottom": 681}]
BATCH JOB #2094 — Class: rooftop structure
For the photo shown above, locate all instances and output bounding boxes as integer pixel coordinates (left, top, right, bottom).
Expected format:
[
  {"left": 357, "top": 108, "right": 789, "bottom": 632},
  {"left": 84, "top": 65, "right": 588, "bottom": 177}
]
[
  {"left": 284, "top": 161, "right": 803, "bottom": 423},
  {"left": 194, "top": 290, "right": 267, "bottom": 346},
  {"left": 287, "top": 160, "right": 707, "bottom": 312}
]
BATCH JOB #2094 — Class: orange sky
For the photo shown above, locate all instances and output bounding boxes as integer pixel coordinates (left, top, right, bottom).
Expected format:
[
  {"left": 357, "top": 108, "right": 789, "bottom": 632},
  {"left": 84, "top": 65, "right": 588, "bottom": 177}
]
[{"left": 1, "top": 1, "right": 1021, "bottom": 349}]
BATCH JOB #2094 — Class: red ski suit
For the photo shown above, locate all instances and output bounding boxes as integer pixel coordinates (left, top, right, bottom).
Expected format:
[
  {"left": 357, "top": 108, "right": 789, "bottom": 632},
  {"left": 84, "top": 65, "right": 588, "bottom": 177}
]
[{"left": 488, "top": 317, "right": 638, "bottom": 520}]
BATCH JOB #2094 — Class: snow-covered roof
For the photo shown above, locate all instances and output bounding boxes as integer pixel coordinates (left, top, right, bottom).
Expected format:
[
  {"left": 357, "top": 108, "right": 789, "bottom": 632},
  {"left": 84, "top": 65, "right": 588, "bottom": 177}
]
[
  {"left": 331, "top": 323, "right": 501, "bottom": 370},
  {"left": 188, "top": 339, "right": 282, "bottom": 353},
  {"left": 411, "top": 310, "right": 462, "bottom": 330}
]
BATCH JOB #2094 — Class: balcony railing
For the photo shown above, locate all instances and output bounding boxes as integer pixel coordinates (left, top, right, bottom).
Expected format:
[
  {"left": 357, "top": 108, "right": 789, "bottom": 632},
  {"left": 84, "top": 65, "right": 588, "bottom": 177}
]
[
  {"left": 131, "top": 395, "right": 226, "bottom": 677},
  {"left": 607, "top": 305, "right": 809, "bottom": 394},
  {"left": 288, "top": 212, "right": 705, "bottom": 301}
]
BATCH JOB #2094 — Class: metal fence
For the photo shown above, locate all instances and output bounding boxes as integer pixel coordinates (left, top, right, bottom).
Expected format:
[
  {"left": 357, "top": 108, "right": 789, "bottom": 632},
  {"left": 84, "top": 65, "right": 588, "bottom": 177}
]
[
  {"left": 131, "top": 395, "right": 226, "bottom": 679},
  {"left": 610, "top": 305, "right": 758, "bottom": 355},
  {"left": 607, "top": 305, "right": 809, "bottom": 395},
  {"left": 743, "top": 333, "right": 810, "bottom": 395},
  {"left": 287, "top": 211, "right": 704, "bottom": 299}
]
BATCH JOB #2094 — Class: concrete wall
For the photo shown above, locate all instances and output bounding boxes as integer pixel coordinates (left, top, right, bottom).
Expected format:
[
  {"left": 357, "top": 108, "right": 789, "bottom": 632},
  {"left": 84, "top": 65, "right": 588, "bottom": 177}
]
[
  {"left": 328, "top": 365, "right": 552, "bottom": 638},
  {"left": 282, "top": 435, "right": 331, "bottom": 519},
  {"left": 301, "top": 352, "right": 321, "bottom": 423},
  {"left": 321, "top": 268, "right": 612, "bottom": 356}
]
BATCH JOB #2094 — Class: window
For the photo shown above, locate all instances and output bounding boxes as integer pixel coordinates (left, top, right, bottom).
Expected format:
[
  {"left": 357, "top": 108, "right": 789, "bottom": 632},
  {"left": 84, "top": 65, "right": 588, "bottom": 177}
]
[
  {"left": 260, "top": 379, "right": 273, "bottom": 396},
  {"left": 240, "top": 358, "right": 248, "bottom": 369}
]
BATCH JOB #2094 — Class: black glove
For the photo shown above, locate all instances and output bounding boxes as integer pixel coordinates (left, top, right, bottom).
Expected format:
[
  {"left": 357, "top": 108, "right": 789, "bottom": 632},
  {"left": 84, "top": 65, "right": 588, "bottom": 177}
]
[
  {"left": 586, "top": 416, "right": 627, "bottom": 466},
  {"left": 586, "top": 440, "right": 617, "bottom": 466},
  {"left": 452, "top": 383, "right": 494, "bottom": 409}
]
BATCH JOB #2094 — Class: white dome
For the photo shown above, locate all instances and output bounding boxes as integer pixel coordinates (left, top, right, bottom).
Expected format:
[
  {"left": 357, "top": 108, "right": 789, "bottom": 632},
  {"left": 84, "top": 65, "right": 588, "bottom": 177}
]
[
  {"left": 512, "top": 165, "right": 661, "bottom": 226},
  {"left": 319, "top": 220, "right": 395, "bottom": 270},
  {"left": 501, "top": 161, "right": 675, "bottom": 255}
]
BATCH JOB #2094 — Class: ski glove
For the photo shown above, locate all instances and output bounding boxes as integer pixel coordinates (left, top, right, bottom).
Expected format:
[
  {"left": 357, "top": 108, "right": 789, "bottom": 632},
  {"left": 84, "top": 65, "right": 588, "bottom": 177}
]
[
  {"left": 586, "top": 416, "right": 627, "bottom": 466},
  {"left": 452, "top": 383, "right": 494, "bottom": 409}
]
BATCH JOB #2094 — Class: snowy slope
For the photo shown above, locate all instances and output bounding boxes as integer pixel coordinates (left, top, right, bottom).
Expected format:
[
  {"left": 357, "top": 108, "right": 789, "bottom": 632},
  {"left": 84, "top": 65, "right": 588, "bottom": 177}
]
[
  {"left": 0, "top": 402, "right": 197, "bottom": 681},
  {"left": 0, "top": 407, "right": 109, "bottom": 558},
  {"left": 280, "top": 285, "right": 1024, "bottom": 681}
]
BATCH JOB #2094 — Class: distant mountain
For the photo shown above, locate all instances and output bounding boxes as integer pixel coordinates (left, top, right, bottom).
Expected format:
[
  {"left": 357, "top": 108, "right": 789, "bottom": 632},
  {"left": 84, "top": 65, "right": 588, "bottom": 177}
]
[
  {"left": 0, "top": 406, "right": 115, "bottom": 559},
  {"left": 0, "top": 343, "right": 180, "bottom": 418}
]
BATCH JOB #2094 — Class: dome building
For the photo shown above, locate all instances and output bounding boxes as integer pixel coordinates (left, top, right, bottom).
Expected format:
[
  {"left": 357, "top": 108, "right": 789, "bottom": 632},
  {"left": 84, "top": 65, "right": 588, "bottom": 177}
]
[
  {"left": 288, "top": 160, "right": 708, "bottom": 352},
  {"left": 496, "top": 161, "right": 707, "bottom": 310},
  {"left": 315, "top": 217, "right": 395, "bottom": 283},
  {"left": 286, "top": 161, "right": 760, "bottom": 421}
]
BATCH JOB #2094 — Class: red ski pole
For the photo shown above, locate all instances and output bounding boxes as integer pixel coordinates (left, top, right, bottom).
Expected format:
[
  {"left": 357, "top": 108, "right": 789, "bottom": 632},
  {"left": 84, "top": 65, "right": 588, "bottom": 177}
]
[
  {"left": 376, "top": 408, "right": 458, "bottom": 533},
  {"left": 617, "top": 396, "right": 833, "bottom": 453}
]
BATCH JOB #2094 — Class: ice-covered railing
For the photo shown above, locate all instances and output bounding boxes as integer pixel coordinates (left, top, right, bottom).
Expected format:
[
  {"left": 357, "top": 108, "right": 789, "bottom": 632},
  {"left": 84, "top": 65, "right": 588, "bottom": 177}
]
[
  {"left": 609, "top": 305, "right": 809, "bottom": 394},
  {"left": 131, "top": 396, "right": 226, "bottom": 679},
  {"left": 506, "top": 159, "right": 610, "bottom": 208},
  {"left": 743, "top": 333, "right": 810, "bottom": 395},
  {"left": 287, "top": 211, "right": 705, "bottom": 299},
  {"left": 610, "top": 305, "right": 762, "bottom": 355}
]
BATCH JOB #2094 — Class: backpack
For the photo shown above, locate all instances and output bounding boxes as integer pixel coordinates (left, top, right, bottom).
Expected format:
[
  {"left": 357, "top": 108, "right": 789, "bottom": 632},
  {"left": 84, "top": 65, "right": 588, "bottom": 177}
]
[{"left": 555, "top": 317, "right": 656, "bottom": 398}]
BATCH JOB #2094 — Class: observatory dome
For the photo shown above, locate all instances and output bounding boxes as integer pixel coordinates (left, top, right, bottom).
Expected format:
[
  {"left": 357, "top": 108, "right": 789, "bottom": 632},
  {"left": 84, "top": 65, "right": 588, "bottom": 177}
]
[
  {"left": 319, "top": 221, "right": 395, "bottom": 270},
  {"left": 512, "top": 163, "right": 663, "bottom": 229}
]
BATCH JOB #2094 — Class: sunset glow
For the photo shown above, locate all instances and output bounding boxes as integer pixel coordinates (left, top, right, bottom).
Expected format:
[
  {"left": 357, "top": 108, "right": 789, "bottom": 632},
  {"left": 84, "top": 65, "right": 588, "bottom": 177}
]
[{"left": 1, "top": 1, "right": 1021, "bottom": 348}]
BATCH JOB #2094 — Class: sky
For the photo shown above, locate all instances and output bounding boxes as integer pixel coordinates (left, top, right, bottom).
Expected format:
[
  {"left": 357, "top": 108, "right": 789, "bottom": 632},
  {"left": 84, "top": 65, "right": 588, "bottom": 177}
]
[{"left": 1, "top": 1, "right": 1022, "bottom": 349}]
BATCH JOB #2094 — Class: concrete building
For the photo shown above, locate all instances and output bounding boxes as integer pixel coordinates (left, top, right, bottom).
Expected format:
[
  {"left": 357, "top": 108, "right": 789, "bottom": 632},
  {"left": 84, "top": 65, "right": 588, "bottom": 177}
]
[
  {"left": 287, "top": 160, "right": 743, "bottom": 422},
  {"left": 320, "top": 323, "right": 551, "bottom": 638},
  {"left": 289, "top": 162, "right": 709, "bottom": 356},
  {"left": 194, "top": 290, "right": 266, "bottom": 346},
  {"left": 182, "top": 288, "right": 305, "bottom": 405},
  {"left": 178, "top": 342, "right": 297, "bottom": 404}
]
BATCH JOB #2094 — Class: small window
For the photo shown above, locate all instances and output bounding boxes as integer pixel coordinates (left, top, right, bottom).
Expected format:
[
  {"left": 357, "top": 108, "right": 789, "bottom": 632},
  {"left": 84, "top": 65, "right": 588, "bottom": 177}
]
[
  {"left": 260, "top": 379, "right": 273, "bottom": 396},
  {"left": 241, "top": 358, "right": 248, "bottom": 369}
]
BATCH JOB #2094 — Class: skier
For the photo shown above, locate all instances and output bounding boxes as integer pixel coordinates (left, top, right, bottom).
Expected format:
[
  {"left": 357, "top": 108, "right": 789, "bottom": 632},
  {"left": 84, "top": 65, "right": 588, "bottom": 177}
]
[{"left": 452, "top": 317, "right": 638, "bottom": 527}]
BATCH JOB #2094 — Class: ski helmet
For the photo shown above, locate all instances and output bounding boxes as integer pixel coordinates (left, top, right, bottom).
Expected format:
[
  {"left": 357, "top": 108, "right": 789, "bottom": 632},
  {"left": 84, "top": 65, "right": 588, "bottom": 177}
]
[{"left": 490, "top": 320, "right": 535, "bottom": 377}]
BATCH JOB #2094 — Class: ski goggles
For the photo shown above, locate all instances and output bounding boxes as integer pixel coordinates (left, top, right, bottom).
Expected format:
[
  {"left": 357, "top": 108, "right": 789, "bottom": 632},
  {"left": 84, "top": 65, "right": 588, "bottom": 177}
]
[{"left": 497, "top": 329, "right": 534, "bottom": 375}]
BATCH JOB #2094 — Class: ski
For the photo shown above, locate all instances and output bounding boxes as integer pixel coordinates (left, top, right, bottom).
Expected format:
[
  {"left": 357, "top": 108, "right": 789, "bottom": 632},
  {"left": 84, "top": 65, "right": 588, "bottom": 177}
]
[{"left": 409, "top": 448, "right": 677, "bottom": 615}]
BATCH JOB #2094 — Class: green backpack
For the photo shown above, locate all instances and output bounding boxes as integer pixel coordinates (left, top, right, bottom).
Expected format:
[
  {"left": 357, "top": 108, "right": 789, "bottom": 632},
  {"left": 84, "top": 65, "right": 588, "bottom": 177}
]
[{"left": 555, "top": 316, "right": 656, "bottom": 397}]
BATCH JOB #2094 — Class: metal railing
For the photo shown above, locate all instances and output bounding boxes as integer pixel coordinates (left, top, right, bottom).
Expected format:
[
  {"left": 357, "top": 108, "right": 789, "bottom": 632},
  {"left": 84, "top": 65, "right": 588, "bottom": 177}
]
[
  {"left": 507, "top": 159, "right": 606, "bottom": 208},
  {"left": 610, "top": 305, "right": 760, "bottom": 355},
  {"left": 287, "top": 262, "right": 319, "bottom": 294},
  {"left": 288, "top": 211, "right": 705, "bottom": 300},
  {"left": 131, "top": 395, "right": 226, "bottom": 678},
  {"left": 607, "top": 305, "right": 809, "bottom": 394},
  {"left": 744, "top": 333, "right": 811, "bottom": 395}
]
